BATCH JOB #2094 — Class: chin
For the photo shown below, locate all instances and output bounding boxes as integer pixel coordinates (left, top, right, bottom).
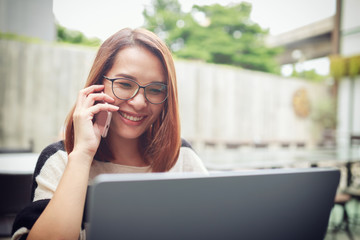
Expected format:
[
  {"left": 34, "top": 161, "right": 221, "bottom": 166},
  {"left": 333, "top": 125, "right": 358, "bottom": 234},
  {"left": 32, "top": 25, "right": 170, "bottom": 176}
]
[{"left": 109, "top": 127, "right": 147, "bottom": 141}]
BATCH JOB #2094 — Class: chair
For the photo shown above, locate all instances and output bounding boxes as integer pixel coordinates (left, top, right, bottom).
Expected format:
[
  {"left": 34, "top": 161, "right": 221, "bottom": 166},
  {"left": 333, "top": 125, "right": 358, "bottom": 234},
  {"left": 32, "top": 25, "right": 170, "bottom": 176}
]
[
  {"left": 330, "top": 193, "right": 353, "bottom": 239},
  {"left": 343, "top": 135, "right": 360, "bottom": 227},
  {"left": 350, "top": 135, "right": 360, "bottom": 146},
  {"left": 0, "top": 173, "right": 33, "bottom": 237}
]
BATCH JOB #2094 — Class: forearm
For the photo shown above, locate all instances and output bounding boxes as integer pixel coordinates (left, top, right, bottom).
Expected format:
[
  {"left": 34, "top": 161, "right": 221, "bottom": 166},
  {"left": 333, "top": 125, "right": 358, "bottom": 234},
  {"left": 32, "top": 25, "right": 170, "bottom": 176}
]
[{"left": 27, "top": 151, "right": 92, "bottom": 240}]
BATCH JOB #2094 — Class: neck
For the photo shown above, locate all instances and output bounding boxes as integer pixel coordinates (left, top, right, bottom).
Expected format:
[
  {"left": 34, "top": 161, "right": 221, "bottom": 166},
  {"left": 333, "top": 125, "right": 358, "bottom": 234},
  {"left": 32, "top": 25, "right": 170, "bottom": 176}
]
[{"left": 105, "top": 134, "right": 148, "bottom": 167}]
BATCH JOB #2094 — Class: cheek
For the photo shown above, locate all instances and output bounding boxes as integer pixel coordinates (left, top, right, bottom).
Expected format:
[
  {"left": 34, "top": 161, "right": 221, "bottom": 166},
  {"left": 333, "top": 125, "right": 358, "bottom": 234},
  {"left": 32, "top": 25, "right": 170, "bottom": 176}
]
[
  {"left": 104, "top": 84, "right": 113, "bottom": 96},
  {"left": 104, "top": 85, "right": 124, "bottom": 105},
  {"left": 150, "top": 105, "right": 164, "bottom": 120}
]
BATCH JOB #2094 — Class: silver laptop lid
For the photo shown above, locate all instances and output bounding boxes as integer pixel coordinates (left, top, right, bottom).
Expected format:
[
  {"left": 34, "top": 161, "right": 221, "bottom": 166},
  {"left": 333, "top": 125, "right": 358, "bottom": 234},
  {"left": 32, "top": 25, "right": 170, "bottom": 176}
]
[{"left": 87, "top": 168, "right": 339, "bottom": 240}]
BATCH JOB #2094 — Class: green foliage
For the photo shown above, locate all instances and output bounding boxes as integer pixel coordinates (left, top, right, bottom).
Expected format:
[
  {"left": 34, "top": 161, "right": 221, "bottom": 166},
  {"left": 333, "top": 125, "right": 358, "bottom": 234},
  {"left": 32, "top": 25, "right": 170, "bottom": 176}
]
[
  {"left": 291, "top": 68, "right": 328, "bottom": 82},
  {"left": 311, "top": 98, "right": 337, "bottom": 130},
  {"left": 143, "top": 0, "right": 282, "bottom": 74},
  {"left": 56, "top": 24, "right": 101, "bottom": 47},
  {"left": 0, "top": 32, "right": 41, "bottom": 43}
]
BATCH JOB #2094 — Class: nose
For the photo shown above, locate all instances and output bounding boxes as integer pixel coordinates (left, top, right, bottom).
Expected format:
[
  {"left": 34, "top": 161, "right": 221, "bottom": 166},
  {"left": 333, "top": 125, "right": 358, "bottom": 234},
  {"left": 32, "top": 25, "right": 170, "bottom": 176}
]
[{"left": 127, "top": 88, "right": 147, "bottom": 110}]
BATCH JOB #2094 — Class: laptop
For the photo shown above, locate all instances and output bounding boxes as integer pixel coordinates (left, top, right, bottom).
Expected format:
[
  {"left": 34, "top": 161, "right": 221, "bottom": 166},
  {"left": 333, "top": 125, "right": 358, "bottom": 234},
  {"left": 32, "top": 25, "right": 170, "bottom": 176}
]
[{"left": 86, "top": 168, "right": 340, "bottom": 240}]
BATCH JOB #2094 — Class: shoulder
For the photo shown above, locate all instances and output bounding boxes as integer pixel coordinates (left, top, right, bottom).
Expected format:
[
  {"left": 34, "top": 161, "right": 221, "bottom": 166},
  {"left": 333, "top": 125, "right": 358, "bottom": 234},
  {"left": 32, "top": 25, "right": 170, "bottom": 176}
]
[
  {"left": 171, "top": 139, "right": 208, "bottom": 173},
  {"left": 41, "top": 140, "right": 65, "bottom": 156},
  {"left": 31, "top": 141, "right": 67, "bottom": 200},
  {"left": 36, "top": 140, "right": 64, "bottom": 160},
  {"left": 33, "top": 141, "right": 66, "bottom": 179},
  {"left": 181, "top": 138, "right": 193, "bottom": 149}
]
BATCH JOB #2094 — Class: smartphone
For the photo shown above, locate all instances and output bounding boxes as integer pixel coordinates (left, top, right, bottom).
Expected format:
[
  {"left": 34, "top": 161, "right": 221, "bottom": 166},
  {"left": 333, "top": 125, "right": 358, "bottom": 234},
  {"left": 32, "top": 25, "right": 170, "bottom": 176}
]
[{"left": 95, "top": 107, "right": 112, "bottom": 138}]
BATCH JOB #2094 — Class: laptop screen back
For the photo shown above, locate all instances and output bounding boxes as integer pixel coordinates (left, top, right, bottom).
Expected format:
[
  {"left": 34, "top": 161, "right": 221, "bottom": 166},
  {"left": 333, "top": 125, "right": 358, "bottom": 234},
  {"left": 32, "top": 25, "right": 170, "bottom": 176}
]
[{"left": 86, "top": 168, "right": 339, "bottom": 240}]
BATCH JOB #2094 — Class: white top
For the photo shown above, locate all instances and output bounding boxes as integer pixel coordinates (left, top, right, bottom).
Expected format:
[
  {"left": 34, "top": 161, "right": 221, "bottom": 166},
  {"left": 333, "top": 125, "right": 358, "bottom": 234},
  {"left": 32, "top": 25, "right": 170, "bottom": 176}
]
[
  {"left": 34, "top": 146, "right": 208, "bottom": 201},
  {"left": 12, "top": 141, "right": 208, "bottom": 240}
]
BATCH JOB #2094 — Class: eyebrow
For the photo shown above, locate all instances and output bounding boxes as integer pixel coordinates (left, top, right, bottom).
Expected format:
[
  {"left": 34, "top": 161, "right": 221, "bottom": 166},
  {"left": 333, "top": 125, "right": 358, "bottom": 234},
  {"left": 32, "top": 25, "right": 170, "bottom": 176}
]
[
  {"left": 113, "top": 73, "right": 166, "bottom": 84},
  {"left": 114, "top": 73, "right": 137, "bottom": 80}
]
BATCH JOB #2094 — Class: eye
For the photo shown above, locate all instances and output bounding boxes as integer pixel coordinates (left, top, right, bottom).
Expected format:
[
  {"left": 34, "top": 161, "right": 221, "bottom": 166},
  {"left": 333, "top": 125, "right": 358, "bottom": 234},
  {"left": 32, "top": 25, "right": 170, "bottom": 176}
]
[
  {"left": 114, "top": 79, "right": 135, "bottom": 89},
  {"left": 146, "top": 85, "right": 166, "bottom": 95}
]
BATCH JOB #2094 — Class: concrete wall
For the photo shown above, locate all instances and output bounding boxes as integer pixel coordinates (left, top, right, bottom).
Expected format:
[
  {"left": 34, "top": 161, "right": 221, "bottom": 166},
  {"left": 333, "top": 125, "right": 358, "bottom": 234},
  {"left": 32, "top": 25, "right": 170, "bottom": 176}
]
[
  {"left": 336, "top": 0, "right": 360, "bottom": 147},
  {"left": 0, "top": 39, "right": 330, "bottom": 152},
  {"left": 341, "top": 0, "right": 360, "bottom": 56},
  {"left": 0, "top": 40, "right": 95, "bottom": 151},
  {"left": 337, "top": 77, "right": 360, "bottom": 147},
  {"left": 0, "top": 0, "right": 55, "bottom": 41},
  {"left": 176, "top": 61, "right": 328, "bottom": 149}
]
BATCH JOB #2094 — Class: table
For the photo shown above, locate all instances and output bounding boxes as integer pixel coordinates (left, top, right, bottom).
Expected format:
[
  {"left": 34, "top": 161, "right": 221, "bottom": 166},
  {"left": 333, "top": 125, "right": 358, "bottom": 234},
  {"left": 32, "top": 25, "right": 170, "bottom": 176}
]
[
  {"left": 0, "top": 153, "right": 37, "bottom": 236},
  {"left": 0, "top": 153, "right": 39, "bottom": 174},
  {"left": 200, "top": 147, "right": 360, "bottom": 170}
]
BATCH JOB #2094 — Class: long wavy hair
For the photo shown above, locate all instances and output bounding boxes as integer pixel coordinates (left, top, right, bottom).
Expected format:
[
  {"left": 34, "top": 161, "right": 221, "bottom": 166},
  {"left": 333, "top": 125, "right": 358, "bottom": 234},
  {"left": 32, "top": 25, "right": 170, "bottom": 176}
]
[{"left": 64, "top": 28, "right": 181, "bottom": 172}]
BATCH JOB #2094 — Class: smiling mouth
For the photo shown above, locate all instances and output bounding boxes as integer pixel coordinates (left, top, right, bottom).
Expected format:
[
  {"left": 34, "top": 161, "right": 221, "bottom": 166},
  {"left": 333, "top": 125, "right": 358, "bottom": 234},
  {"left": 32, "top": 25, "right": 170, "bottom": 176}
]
[{"left": 119, "top": 111, "right": 145, "bottom": 122}]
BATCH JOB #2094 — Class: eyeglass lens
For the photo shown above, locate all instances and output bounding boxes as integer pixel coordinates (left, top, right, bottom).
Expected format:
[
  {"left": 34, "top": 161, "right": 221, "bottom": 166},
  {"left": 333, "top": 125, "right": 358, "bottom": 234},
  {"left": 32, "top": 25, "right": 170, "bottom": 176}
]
[{"left": 112, "top": 79, "right": 167, "bottom": 104}]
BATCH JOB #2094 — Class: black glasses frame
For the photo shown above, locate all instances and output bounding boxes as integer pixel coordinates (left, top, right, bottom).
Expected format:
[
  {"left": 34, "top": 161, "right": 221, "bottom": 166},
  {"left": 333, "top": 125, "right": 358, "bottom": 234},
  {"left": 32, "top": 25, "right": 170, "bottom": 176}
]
[{"left": 103, "top": 76, "right": 168, "bottom": 104}]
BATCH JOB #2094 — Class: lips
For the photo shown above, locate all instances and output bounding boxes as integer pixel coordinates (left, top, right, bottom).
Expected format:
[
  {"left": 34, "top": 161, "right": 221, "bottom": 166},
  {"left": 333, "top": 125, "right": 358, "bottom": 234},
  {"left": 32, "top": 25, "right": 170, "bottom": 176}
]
[{"left": 119, "top": 111, "right": 146, "bottom": 122}]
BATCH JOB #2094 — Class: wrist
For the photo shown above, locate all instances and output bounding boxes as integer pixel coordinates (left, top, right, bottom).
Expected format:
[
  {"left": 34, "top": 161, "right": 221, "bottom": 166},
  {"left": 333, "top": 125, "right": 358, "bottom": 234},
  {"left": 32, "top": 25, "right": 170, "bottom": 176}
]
[{"left": 68, "top": 150, "right": 94, "bottom": 168}]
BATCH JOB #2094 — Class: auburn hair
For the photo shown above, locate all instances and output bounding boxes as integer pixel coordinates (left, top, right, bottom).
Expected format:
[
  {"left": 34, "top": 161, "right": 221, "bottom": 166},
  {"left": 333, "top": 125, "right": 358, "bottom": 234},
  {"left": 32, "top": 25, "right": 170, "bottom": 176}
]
[{"left": 64, "top": 28, "right": 181, "bottom": 172}]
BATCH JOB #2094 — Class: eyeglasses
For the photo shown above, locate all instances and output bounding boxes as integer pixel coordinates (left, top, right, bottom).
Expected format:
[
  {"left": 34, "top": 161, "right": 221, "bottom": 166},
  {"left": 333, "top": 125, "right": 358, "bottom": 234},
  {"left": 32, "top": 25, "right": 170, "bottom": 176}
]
[{"left": 103, "top": 76, "right": 168, "bottom": 104}]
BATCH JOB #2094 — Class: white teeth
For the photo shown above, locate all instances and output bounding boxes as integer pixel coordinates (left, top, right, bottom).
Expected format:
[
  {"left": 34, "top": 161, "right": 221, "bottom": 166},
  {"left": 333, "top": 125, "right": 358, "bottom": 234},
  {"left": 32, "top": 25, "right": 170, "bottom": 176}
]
[{"left": 120, "top": 112, "right": 144, "bottom": 122}]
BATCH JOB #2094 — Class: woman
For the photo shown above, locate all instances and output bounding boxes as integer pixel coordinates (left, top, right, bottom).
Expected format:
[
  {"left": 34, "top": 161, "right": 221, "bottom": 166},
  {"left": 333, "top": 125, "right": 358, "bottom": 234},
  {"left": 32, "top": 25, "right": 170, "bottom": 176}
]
[{"left": 12, "top": 28, "right": 207, "bottom": 240}]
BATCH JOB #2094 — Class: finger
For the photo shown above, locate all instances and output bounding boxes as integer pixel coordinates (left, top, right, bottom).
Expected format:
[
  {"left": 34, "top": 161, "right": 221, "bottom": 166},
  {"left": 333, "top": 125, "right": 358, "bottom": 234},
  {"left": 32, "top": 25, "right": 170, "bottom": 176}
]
[
  {"left": 81, "top": 85, "right": 105, "bottom": 96},
  {"left": 72, "top": 103, "right": 118, "bottom": 128},
  {"left": 76, "top": 85, "right": 105, "bottom": 104},
  {"left": 83, "top": 92, "right": 115, "bottom": 108},
  {"left": 91, "top": 92, "right": 115, "bottom": 103},
  {"left": 89, "top": 103, "right": 119, "bottom": 116}
]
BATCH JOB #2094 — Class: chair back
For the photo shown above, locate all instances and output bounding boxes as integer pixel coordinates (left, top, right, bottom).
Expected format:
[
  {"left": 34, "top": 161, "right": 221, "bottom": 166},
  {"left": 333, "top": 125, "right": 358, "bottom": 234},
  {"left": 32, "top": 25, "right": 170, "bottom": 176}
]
[
  {"left": 350, "top": 135, "right": 360, "bottom": 147},
  {"left": 0, "top": 173, "right": 32, "bottom": 214},
  {"left": 0, "top": 173, "right": 33, "bottom": 236}
]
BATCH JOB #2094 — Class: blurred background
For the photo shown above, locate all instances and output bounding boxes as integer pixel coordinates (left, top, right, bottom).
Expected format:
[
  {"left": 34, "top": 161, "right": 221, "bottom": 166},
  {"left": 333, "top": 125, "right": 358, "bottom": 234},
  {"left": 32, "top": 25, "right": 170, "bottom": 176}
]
[
  {"left": 0, "top": 0, "right": 358, "bottom": 163},
  {"left": 0, "top": 0, "right": 359, "bottom": 238}
]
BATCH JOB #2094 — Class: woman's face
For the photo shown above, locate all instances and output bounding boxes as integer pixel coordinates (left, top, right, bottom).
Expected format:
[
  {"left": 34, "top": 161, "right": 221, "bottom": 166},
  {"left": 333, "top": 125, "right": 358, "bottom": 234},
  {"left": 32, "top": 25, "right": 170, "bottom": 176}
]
[{"left": 103, "top": 46, "right": 166, "bottom": 141}]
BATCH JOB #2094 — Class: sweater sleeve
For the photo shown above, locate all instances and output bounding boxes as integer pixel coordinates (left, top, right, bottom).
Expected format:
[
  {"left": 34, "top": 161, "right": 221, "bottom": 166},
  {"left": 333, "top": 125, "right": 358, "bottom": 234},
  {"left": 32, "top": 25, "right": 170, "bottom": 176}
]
[
  {"left": 11, "top": 199, "right": 50, "bottom": 240},
  {"left": 11, "top": 141, "right": 88, "bottom": 240},
  {"left": 170, "top": 139, "right": 208, "bottom": 173}
]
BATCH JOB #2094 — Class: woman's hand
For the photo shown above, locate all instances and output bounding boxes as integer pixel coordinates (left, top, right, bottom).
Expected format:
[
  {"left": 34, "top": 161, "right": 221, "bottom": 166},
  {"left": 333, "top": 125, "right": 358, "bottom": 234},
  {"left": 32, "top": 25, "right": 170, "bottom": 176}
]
[
  {"left": 27, "top": 86, "right": 119, "bottom": 240},
  {"left": 27, "top": 85, "right": 119, "bottom": 240},
  {"left": 72, "top": 85, "right": 119, "bottom": 159}
]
